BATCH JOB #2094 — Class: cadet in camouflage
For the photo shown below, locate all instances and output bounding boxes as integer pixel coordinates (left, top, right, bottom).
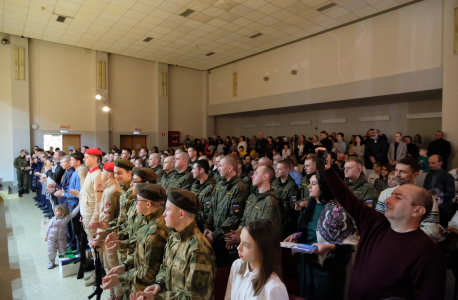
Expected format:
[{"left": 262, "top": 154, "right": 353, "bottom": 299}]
[
  {"left": 167, "top": 152, "right": 195, "bottom": 190},
  {"left": 101, "top": 184, "right": 169, "bottom": 299},
  {"left": 147, "top": 153, "right": 164, "bottom": 182},
  {"left": 158, "top": 156, "right": 177, "bottom": 189},
  {"left": 344, "top": 158, "right": 378, "bottom": 208},
  {"left": 135, "top": 188, "right": 216, "bottom": 300},
  {"left": 190, "top": 160, "right": 216, "bottom": 232},
  {"left": 271, "top": 161, "right": 300, "bottom": 238}
]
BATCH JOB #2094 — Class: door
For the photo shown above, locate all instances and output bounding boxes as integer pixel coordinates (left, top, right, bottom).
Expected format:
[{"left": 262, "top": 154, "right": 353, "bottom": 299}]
[
  {"left": 120, "top": 135, "right": 147, "bottom": 154},
  {"left": 62, "top": 135, "right": 81, "bottom": 152}
]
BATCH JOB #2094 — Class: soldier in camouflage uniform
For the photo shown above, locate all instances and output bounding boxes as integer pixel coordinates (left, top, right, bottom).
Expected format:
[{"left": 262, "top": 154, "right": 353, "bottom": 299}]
[
  {"left": 187, "top": 147, "right": 199, "bottom": 168},
  {"left": 344, "top": 158, "right": 378, "bottom": 208},
  {"left": 190, "top": 160, "right": 216, "bottom": 232},
  {"left": 148, "top": 153, "right": 163, "bottom": 182},
  {"left": 271, "top": 160, "right": 300, "bottom": 238},
  {"left": 299, "top": 156, "right": 316, "bottom": 208},
  {"left": 101, "top": 183, "right": 169, "bottom": 299},
  {"left": 13, "top": 150, "right": 30, "bottom": 196},
  {"left": 159, "top": 156, "right": 177, "bottom": 189},
  {"left": 204, "top": 156, "right": 249, "bottom": 267},
  {"left": 198, "top": 156, "right": 213, "bottom": 179},
  {"left": 168, "top": 152, "right": 195, "bottom": 190},
  {"left": 134, "top": 188, "right": 216, "bottom": 300},
  {"left": 212, "top": 155, "right": 223, "bottom": 183},
  {"left": 225, "top": 166, "right": 280, "bottom": 248}
]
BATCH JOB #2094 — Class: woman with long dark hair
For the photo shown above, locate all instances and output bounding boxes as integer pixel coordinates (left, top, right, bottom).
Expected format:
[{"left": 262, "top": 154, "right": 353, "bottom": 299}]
[
  {"left": 225, "top": 219, "right": 288, "bottom": 299},
  {"left": 265, "top": 136, "right": 275, "bottom": 160},
  {"left": 285, "top": 155, "right": 359, "bottom": 300},
  {"left": 348, "top": 135, "right": 365, "bottom": 166},
  {"left": 374, "top": 163, "right": 393, "bottom": 194}
]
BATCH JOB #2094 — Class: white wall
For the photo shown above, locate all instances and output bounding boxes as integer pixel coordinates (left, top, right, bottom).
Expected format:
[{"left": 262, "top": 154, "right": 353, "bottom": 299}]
[
  {"left": 209, "top": 0, "right": 442, "bottom": 107},
  {"left": 0, "top": 33, "right": 14, "bottom": 182}
]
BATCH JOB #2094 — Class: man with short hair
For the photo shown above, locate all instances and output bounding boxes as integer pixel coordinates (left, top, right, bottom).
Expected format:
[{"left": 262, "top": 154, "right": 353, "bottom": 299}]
[
  {"left": 159, "top": 156, "right": 176, "bottom": 189},
  {"left": 321, "top": 148, "right": 446, "bottom": 300},
  {"left": 271, "top": 161, "right": 300, "bottom": 238},
  {"left": 255, "top": 132, "right": 267, "bottom": 158},
  {"left": 285, "top": 156, "right": 303, "bottom": 188},
  {"left": 190, "top": 160, "right": 216, "bottom": 232},
  {"left": 82, "top": 146, "right": 89, "bottom": 154},
  {"left": 335, "top": 152, "right": 346, "bottom": 174},
  {"left": 101, "top": 183, "right": 168, "bottom": 299},
  {"left": 53, "top": 155, "right": 75, "bottom": 206},
  {"left": 121, "top": 148, "right": 132, "bottom": 160},
  {"left": 298, "top": 156, "right": 316, "bottom": 209},
  {"left": 317, "top": 131, "right": 333, "bottom": 152},
  {"left": 148, "top": 153, "right": 163, "bottom": 181},
  {"left": 135, "top": 188, "right": 216, "bottom": 300},
  {"left": 344, "top": 158, "right": 378, "bottom": 208},
  {"left": 333, "top": 132, "right": 347, "bottom": 154},
  {"left": 424, "top": 154, "right": 456, "bottom": 227},
  {"left": 168, "top": 152, "right": 194, "bottom": 190},
  {"left": 428, "top": 131, "right": 451, "bottom": 170},
  {"left": 138, "top": 148, "right": 148, "bottom": 161},
  {"left": 244, "top": 155, "right": 253, "bottom": 174},
  {"left": 388, "top": 132, "right": 407, "bottom": 166},
  {"left": 187, "top": 147, "right": 198, "bottom": 167},
  {"left": 375, "top": 158, "right": 439, "bottom": 240},
  {"left": 366, "top": 129, "right": 388, "bottom": 168},
  {"left": 13, "top": 149, "right": 30, "bottom": 196},
  {"left": 204, "top": 156, "right": 249, "bottom": 267}
]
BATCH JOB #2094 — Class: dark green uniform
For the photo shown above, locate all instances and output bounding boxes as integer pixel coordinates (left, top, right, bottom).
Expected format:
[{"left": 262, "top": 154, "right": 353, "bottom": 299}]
[
  {"left": 205, "top": 175, "right": 249, "bottom": 267},
  {"left": 241, "top": 189, "right": 281, "bottom": 231},
  {"left": 188, "top": 159, "right": 198, "bottom": 168},
  {"left": 167, "top": 167, "right": 194, "bottom": 190},
  {"left": 159, "top": 170, "right": 176, "bottom": 189},
  {"left": 213, "top": 169, "right": 221, "bottom": 183},
  {"left": 345, "top": 176, "right": 378, "bottom": 208},
  {"left": 239, "top": 171, "right": 251, "bottom": 186},
  {"left": 154, "top": 221, "right": 216, "bottom": 300},
  {"left": 152, "top": 166, "right": 164, "bottom": 182},
  {"left": 190, "top": 177, "right": 216, "bottom": 232},
  {"left": 300, "top": 173, "right": 314, "bottom": 203},
  {"left": 13, "top": 155, "right": 29, "bottom": 193},
  {"left": 272, "top": 175, "right": 300, "bottom": 237},
  {"left": 118, "top": 208, "right": 169, "bottom": 298}
]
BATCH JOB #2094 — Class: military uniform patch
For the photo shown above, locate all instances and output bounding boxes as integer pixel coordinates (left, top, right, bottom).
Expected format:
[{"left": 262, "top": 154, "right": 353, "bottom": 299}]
[
  {"left": 291, "top": 196, "right": 297, "bottom": 202},
  {"left": 233, "top": 204, "right": 240, "bottom": 213},
  {"left": 205, "top": 202, "right": 210, "bottom": 208},
  {"left": 193, "top": 270, "right": 210, "bottom": 290},
  {"left": 366, "top": 200, "right": 373, "bottom": 207},
  {"left": 255, "top": 206, "right": 260, "bottom": 210}
]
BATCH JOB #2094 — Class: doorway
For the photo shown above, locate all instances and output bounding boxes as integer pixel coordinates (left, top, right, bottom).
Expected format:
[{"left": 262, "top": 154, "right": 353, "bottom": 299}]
[
  {"left": 120, "top": 135, "right": 147, "bottom": 154},
  {"left": 62, "top": 135, "right": 81, "bottom": 152}
]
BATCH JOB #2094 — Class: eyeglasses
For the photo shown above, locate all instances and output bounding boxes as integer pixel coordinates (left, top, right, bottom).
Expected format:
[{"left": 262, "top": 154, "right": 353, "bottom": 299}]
[{"left": 135, "top": 199, "right": 151, "bottom": 204}]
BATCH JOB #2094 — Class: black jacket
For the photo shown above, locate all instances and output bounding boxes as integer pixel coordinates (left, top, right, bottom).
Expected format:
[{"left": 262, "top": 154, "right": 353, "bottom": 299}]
[
  {"left": 255, "top": 138, "right": 267, "bottom": 156},
  {"left": 46, "top": 162, "right": 65, "bottom": 185},
  {"left": 320, "top": 138, "right": 333, "bottom": 152},
  {"left": 423, "top": 168, "right": 456, "bottom": 216},
  {"left": 366, "top": 136, "right": 388, "bottom": 164},
  {"left": 428, "top": 139, "right": 451, "bottom": 170}
]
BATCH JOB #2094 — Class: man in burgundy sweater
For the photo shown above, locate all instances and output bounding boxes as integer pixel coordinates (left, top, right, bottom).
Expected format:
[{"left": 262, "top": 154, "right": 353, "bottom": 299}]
[{"left": 317, "top": 147, "right": 446, "bottom": 300}]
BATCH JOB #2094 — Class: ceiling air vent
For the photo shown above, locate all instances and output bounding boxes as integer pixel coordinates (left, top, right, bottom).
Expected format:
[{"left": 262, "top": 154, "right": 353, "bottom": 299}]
[
  {"left": 250, "top": 33, "right": 263, "bottom": 39},
  {"left": 56, "top": 15, "right": 67, "bottom": 23},
  {"left": 180, "top": 9, "right": 195, "bottom": 17},
  {"left": 317, "top": 2, "right": 337, "bottom": 12},
  {"left": 143, "top": 37, "right": 153, "bottom": 42},
  {"left": 205, "top": 52, "right": 215, "bottom": 56}
]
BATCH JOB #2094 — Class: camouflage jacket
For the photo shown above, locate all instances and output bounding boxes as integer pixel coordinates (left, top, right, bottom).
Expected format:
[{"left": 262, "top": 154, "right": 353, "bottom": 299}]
[
  {"left": 191, "top": 177, "right": 216, "bottom": 231},
  {"left": 119, "top": 208, "right": 169, "bottom": 293},
  {"left": 159, "top": 170, "right": 177, "bottom": 189},
  {"left": 213, "top": 169, "right": 221, "bottom": 183},
  {"left": 155, "top": 221, "right": 216, "bottom": 300},
  {"left": 188, "top": 159, "right": 199, "bottom": 168},
  {"left": 168, "top": 167, "right": 195, "bottom": 190},
  {"left": 271, "top": 175, "right": 300, "bottom": 237},
  {"left": 152, "top": 166, "right": 164, "bottom": 183},
  {"left": 238, "top": 171, "right": 251, "bottom": 186},
  {"left": 106, "top": 180, "right": 136, "bottom": 234},
  {"left": 299, "top": 173, "right": 314, "bottom": 202},
  {"left": 241, "top": 189, "right": 281, "bottom": 231},
  {"left": 14, "top": 156, "right": 29, "bottom": 173},
  {"left": 345, "top": 176, "right": 379, "bottom": 208},
  {"left": 119, "top": 199, "right": 145, "bottom": 255},
  {"left": 205, "top": 176, "right": 249, "bottom": 241}
]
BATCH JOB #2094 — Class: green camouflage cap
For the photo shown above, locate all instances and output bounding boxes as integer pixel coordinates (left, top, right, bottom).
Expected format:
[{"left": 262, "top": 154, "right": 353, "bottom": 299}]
[{"left": 114, "top": 159, "right": 135, "bottom": 171}]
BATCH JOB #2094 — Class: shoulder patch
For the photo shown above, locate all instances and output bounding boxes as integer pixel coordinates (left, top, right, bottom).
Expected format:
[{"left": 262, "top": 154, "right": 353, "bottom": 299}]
[
  {"left": 232, "top": 204, "right": 240, "bottom": 213},
  {"left": 193, "top": 270, "right": 210, "bottom": 290},
  {"left": 255, "top": 206, "right": 260, "bottom": 210},
  {"left": 205, "top": 202, "right": 210, "bottom": 209},
  {"left": 291, "top": 196, "right": 297, "bottom": 202},
  {"left": 366, "top": 200, "right": 373, "bottom": 207}
]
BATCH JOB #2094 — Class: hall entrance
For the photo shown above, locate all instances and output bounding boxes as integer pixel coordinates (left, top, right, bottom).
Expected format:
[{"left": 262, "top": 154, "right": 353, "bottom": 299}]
[{"left": 120, "top": 135, "right": 147, "bottom": 154}]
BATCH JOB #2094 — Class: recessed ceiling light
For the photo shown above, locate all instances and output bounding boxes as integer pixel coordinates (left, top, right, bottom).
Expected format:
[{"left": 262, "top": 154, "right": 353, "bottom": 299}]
[
  {"left": 143, "top": 37, "right": 153, "bottom": 42},
  {"left": 249, "top": 33, "right": 263, "bottom": 39},
  {"left": 56, "top": 15, "right": 66, "bottom": 23},
  {"left": 205, "top": 52, "right": 215, "bottom": 56},
  {"left": 180, "top": 9, "right": 195, "bottom": 17},
  {"left": 317, "top": 3, "right": 337, "bottom": 12}
]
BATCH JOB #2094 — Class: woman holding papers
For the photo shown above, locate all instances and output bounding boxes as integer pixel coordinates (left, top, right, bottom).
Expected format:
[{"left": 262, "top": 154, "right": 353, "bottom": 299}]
[{"left": 284, "top": 158, "right": 359, "bottom": 300}]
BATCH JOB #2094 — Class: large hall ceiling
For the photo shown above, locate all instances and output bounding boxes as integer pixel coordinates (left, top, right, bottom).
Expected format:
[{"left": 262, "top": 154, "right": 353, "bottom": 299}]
[{"left": 1, "top": 0, "right": 417, "bottom": 70}]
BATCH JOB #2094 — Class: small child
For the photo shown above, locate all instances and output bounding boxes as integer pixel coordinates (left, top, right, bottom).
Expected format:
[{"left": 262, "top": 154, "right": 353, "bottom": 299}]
[
  {"left": 45, "top": 204, "right": 80, "bottom": 269},
  {"left": 282, "top": 144, "right": 291, "bottom": 160},
  {"left": 238, "top": 146, "right": 247, "bottom": 158},
  {"left": 387, "top": 171, "right": 397, "bottom": 188},
  {"left": 418, "top": 148, "right": 430, "bottom": 172}
]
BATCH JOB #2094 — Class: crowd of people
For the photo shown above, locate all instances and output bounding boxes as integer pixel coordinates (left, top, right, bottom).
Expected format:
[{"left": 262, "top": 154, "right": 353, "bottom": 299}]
[{"left": 10, "top": 128, "right": 458, "bottom": 300}]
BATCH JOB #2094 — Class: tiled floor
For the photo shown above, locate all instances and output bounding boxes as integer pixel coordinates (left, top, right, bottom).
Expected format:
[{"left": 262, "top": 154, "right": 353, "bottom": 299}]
[
  {"left": 0, "top": 191, "right": 96, "bottom": 300},
  {"left": 0, "top": 191, "right": 456, "bottom": 300}
]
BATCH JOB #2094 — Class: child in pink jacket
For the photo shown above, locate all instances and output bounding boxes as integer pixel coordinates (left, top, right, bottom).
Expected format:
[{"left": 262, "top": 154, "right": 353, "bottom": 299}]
[{"left": 45, "top": 204, "right": 80, "bottom": 269}]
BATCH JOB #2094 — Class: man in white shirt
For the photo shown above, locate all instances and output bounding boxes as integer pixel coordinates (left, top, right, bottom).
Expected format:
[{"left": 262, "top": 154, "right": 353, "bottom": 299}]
[{"left": 375, "top": 158, "right": 439, "bottom": 240}]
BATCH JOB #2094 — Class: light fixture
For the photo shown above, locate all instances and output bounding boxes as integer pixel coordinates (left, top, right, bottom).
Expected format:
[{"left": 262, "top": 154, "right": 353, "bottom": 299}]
[
  {"left": 95, "top": 94, "right": 102, "bottom": 100},
  {"left": 103, "top": 106, "right": 109, "bottom": 112}
]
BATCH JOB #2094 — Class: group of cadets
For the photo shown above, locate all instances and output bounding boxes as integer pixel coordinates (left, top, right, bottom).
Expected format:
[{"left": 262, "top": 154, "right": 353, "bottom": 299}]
[{"left": 75, "top": 145, "right": 317, "bottom": 300}]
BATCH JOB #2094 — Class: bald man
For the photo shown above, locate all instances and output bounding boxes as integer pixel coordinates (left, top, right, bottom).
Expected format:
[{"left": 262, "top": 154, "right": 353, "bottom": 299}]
[
  {"left": 167, "top": 152, "right": 195, "bottom": 190},
  {"left": 148, "top": 153, "right": 164, "bottom": 181},
  {"left": 204, "top": 156, "right": 249, "bottom": 267},
  {"left": 159, "top": 156, "right": 176, "bottom": 189}
]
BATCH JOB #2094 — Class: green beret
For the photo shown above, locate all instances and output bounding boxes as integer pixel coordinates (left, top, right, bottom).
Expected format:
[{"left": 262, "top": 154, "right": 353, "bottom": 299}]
[
  {"left": 166, "top": 187, "right": 201, "bottom": 215},
  {"left": 137, "top": 183, "right": 166, "bottom": 202},
  {"left": 114, "top": 159, "right": 135, "bottom": 171},
  {"left": 133, "top": 167, "right": 158, "bottom": 183}
]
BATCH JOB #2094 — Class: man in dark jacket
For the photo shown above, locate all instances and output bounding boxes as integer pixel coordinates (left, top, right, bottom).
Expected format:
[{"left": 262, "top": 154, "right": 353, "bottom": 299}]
[
  {"left": 366, "top": 129, "right": 388, "bottom": 169},
  {"left": 427, "top": 131, "right": 451, "bottom": 170},
  {"left": 44, "top": 150, "right": 66, "bottom": 216},
  {"left": 317, "top": 131, "right": 333, "bottom": 152},
  {"left": 423, "top": 155, "right": 456, "bottom": 227},
  {"left": 255, "top": 132, "right": 267, "bottom": 158}
]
